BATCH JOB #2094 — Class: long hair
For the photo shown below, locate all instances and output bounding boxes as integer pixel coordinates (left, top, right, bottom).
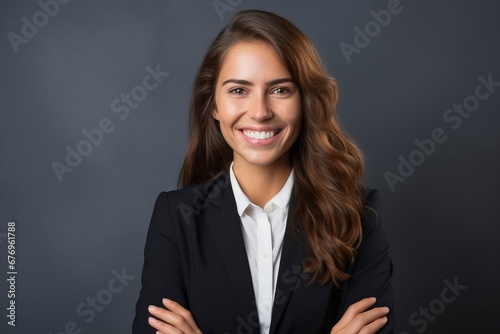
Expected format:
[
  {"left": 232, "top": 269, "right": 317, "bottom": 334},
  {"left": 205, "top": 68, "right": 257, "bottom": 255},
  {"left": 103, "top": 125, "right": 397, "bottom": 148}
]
[{"left": 179, "top": 10, "right": 365, "bottom": 287}]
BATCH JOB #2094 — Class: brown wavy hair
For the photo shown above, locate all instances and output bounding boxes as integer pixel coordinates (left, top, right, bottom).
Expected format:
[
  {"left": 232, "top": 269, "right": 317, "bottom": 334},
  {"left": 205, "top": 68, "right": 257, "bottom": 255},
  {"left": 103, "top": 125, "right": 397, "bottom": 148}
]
[{"left": 179, "top": 10, "right": 365, "bottom": 287}]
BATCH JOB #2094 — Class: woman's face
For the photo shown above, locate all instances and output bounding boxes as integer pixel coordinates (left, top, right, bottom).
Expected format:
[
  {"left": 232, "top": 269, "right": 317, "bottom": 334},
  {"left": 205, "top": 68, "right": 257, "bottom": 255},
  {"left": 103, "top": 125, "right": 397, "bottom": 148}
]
[{"left": 213, "top": 41, "right": 302, "bottom": 171}]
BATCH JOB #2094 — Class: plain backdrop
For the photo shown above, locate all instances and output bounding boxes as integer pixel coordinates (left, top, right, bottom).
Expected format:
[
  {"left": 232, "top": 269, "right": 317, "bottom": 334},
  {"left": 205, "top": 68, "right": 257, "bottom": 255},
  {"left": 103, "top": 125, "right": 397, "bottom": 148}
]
[{"left": 1, "top": 0, "right": 499, "bottom": 333}]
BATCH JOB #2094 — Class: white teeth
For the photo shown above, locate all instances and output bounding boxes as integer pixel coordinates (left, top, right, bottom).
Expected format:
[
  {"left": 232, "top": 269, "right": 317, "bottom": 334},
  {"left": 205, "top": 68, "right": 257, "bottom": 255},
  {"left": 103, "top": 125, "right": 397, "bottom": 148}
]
[{"left": 242, "top": 130, "right": 276, "bottom": 140}]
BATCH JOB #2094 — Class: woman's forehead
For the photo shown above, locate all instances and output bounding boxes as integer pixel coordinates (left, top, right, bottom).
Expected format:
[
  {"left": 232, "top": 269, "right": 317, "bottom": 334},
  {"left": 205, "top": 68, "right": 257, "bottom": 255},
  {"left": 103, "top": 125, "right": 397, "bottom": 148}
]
[{"left": 218, "top": 41, "right": 291, "bottom": 83}]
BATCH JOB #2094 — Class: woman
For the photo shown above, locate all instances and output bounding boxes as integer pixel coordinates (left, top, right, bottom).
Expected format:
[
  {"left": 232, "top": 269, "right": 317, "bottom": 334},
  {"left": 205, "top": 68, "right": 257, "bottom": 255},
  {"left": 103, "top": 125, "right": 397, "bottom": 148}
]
[{"left": 133, "top": 9, "right": 394, "bottom": 334}]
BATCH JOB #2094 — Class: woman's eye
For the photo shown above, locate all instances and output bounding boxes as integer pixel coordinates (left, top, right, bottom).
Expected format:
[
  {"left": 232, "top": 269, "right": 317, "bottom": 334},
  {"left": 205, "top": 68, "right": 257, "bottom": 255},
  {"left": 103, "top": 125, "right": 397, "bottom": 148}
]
[
  {"left": 229, "top": 88, "right": 246, "bottom": 95},
  {"left": 271, "top": 87, "right": 289, "bottom": 95}
]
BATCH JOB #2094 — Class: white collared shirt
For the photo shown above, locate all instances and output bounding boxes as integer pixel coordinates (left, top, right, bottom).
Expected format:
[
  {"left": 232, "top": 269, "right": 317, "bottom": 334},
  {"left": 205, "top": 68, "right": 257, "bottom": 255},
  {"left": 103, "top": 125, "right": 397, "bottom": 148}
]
[{"left": 229, "top": 162, "right": 294, "bottom": 334}]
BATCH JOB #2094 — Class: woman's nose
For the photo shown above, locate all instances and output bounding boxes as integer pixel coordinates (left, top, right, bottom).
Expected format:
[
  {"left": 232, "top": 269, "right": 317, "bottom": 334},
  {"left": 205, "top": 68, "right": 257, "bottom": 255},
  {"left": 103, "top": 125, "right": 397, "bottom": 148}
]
[{"left": 247, "top": 94, "right": 273, "bottom": 121}]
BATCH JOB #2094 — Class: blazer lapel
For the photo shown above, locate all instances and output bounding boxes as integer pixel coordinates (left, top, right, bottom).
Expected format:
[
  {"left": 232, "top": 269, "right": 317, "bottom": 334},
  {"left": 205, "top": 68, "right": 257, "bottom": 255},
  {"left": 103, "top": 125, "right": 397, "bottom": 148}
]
[
  {"left": 205, "top": 174, "right": 260, "bottom": 330},
  {"left": 269, "top": 194, "right": 307, "bottom": 333}
]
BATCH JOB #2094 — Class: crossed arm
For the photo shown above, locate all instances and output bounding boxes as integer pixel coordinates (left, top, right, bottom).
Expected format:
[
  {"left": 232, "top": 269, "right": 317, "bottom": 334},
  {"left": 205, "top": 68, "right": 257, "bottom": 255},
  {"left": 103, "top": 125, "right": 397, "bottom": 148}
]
[{"left": 147, "top": 297, "right": 389, "bottom": 334}]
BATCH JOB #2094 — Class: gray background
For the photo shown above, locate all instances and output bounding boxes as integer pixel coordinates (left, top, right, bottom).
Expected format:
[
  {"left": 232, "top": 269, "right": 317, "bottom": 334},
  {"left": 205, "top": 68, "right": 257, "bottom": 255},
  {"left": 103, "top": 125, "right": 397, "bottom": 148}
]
[{"left": 1, "top": 0, "right": 499, "bottom": 333}]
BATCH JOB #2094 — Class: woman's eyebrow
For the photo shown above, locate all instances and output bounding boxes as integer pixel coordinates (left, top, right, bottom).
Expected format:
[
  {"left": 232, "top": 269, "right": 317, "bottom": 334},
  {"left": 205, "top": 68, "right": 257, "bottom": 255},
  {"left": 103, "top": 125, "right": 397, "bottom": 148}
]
[
  {"left": 267, "top": 78, "right": 296, "bottom": 86},
  {"left": 221, "top": 78, "right": 296, "bottom": 87},
  {"left": 222, "top": 79, "right": 253, "bottom": 86}
]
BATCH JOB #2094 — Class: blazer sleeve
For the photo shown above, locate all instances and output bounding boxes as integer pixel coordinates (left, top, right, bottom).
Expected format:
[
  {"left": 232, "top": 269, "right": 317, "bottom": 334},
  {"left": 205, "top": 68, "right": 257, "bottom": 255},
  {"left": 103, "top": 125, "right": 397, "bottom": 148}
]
[
  {"left": 340, "top": 189, "right": 395, "bottom": 333},
  {"left": 132, "top": 192, "right": 188, "bottom": 334}
]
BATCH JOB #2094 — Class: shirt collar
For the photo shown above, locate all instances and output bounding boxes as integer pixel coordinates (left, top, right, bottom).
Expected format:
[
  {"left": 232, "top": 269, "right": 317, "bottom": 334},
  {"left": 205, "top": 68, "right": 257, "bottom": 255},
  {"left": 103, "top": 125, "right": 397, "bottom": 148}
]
[{"left": 229, "top": 161, "right": 294, "bottom": 217}]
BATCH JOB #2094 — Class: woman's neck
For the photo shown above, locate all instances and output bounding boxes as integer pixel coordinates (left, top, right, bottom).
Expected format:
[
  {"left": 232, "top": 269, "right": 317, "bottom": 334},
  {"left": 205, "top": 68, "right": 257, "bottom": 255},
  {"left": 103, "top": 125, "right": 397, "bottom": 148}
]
[{"left": 232, "top": 157, "right": 292, "bottom": 208}]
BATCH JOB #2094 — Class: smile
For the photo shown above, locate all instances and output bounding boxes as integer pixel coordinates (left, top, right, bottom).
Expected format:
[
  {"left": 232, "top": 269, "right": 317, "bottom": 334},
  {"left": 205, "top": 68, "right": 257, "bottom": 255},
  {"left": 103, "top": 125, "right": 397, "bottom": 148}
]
[{"left": 242, "top": 129, "right": 281, "bottom": 140}]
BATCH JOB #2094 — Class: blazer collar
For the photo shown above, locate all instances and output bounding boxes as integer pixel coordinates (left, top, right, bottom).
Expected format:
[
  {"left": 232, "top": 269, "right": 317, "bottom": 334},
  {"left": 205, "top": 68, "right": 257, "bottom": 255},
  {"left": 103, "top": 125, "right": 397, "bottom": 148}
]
[
  {"left": 204, "top": 172, "right": 236, "bottom": 208},
  {"left": 269, "top": 193, "right": 308, "bottom": 333},
  {"left": 205, "top": 173, "right": 260, "bottom": 330}
]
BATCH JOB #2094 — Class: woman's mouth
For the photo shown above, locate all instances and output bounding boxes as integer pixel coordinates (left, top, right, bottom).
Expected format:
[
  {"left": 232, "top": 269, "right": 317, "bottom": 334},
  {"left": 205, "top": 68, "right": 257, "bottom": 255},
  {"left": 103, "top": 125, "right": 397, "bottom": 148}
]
[{"left": 241, "top": 129, "right": 282, "bottom": 140}]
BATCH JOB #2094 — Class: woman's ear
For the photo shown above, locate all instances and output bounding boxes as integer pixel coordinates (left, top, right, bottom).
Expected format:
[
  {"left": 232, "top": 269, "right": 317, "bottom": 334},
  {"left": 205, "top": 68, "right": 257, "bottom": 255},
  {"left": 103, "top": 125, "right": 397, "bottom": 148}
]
[{"left": 212, "top": 107, "right": 219, "bottom": 121}]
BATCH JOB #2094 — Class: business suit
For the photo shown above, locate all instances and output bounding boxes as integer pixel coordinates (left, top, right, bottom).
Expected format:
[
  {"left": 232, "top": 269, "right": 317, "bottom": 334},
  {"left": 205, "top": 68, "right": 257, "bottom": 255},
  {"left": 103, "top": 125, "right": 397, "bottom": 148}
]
[{"left": 132, "top": 173, "right": 395, "bottom": 333}]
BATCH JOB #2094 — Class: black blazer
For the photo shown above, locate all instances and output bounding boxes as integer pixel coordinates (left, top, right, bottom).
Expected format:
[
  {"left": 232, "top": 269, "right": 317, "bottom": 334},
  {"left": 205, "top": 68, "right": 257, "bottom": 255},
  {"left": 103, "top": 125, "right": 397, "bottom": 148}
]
[{"left": 133, "top": 174, "right": 395, "bottom": 333}]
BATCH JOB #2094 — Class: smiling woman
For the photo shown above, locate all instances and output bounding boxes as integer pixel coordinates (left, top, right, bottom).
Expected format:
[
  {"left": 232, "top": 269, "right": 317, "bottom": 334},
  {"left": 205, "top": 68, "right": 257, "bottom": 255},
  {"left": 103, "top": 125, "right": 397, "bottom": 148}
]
[
  {"left": 212, "top": 41, "right": 302, "bottom": 202},
  {"left": 133, "top": 9, "right": 394, "bottom": 334}
]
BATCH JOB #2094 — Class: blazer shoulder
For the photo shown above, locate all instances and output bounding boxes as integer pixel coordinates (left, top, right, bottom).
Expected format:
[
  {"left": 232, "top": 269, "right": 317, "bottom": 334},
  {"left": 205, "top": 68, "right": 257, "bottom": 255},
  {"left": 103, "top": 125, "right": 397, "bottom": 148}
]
[
  {"left": 161, "top": 173, "right": 229, "bottom": 202},
  {"left": 360, "top": 187, "right": 384, "bottom": 234},
  {"left": 154, "top": 173, "right": 234, "bottom": 222},
  {"left": 362, "top": 187, "right": 379, "bottom": 207}
]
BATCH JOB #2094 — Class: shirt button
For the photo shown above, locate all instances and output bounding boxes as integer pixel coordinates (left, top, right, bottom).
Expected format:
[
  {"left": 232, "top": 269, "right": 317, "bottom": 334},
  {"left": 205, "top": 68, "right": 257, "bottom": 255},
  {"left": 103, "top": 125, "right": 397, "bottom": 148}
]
[
  {"left": 265, "top": 204, "right": 275, "bottom": 213},
  {"left": 262, "top": 293, "right": 269, "bottom": 300},
  {"left": 263, "top": 252, "right": 270, "bottom": 258}
]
